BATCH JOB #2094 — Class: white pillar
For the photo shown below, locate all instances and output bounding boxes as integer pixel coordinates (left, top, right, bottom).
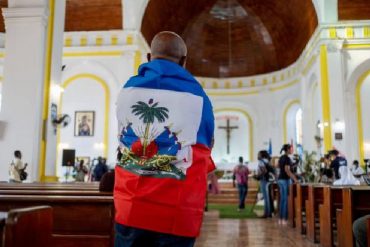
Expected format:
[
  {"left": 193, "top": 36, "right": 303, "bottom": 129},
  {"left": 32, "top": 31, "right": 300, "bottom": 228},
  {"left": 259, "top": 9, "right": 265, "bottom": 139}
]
[
  {"left": 326, "top": 42, "right": 347, "bottom": 153},
  {"left": 123, "top": 0, "right": 149, "bottom": 30},
  {"left": 0, "top": 2, "right": 49, "bottom": 181},
  {"left": 312, "top": 0, "right": 338, "bottom": 23},
  {"left": 44, "top": 0, "right": 65, "bottom": 181}
]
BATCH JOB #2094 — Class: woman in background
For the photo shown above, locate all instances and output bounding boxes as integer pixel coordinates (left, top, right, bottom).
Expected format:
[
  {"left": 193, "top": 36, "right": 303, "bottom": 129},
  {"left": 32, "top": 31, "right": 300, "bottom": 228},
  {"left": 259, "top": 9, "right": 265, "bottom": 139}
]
[
  {"left": 277, "top": 144, "right": 298, "bottom": 225},
  {"left": 256, "top": 150, "right": 275, "bottom": 218}
]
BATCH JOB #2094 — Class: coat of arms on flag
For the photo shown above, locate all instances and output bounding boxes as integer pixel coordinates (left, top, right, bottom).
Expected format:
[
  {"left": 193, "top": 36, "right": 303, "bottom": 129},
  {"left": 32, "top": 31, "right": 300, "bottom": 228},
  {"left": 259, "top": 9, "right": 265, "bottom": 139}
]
[{"left": 116, "top": 87, "right": 204, "bottom": 180}]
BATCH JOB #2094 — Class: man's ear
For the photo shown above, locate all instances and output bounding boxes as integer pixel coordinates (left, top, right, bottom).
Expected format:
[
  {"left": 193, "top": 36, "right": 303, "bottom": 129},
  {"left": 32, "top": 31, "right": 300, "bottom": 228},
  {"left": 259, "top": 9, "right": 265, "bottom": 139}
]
[
  {"left": 147, "top": 53, "right": 151, "bottom": 62},
  {"left": 179, "top": 56, "right": 187, "bottom": 67}
]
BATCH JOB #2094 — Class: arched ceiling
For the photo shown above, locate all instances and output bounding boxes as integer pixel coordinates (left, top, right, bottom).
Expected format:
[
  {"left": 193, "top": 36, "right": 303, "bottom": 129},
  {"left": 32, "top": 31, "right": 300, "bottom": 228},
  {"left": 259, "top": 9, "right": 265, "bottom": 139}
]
[
  {"left": 338, "top": 0, "right": 370, "bottom": 20},
  {"left": 65, "top": 0, "right": 122, "bottom": 32},
  {"left": 141, "top": 0, "right": 318, "bottom": 78}
]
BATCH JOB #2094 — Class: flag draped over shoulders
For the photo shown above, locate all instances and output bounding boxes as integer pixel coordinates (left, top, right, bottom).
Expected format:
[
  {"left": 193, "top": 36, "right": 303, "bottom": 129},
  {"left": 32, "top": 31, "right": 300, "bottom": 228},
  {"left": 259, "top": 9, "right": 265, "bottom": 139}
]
[{"left": 114, "top": 59, "right": 215, "bottom": 237}]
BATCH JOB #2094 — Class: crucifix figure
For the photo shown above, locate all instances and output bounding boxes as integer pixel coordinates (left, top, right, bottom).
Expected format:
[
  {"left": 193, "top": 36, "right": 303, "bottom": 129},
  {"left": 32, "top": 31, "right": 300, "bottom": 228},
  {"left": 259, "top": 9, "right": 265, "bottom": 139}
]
[{"left": 218, "top": 119, "right": 238, "bottom": 154}]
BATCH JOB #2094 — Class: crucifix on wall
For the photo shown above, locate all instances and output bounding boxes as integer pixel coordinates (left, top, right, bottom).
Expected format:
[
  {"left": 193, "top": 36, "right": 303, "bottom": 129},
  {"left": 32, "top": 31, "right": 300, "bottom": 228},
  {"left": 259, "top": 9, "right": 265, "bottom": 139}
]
[{"left": 218, "top": 118, "right": 238, "bottom": 154}]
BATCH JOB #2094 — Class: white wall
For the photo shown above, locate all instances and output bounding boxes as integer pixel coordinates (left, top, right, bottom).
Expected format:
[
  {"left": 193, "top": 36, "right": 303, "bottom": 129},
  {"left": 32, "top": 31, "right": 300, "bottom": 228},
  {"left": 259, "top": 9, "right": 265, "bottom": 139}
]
[
  {"left": 57, "top": 78, "right": 105, "bottom": 177},
  {"left": 286, "top": 103, "right": 301, "bottom": 146}
]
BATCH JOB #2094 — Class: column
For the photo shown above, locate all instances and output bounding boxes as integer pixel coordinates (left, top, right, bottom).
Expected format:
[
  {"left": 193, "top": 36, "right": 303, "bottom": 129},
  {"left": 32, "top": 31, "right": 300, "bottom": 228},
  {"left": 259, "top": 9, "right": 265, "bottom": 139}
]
[
  {"left": 43, "top": 0, "right": 66, "bottom": 182},
  {"left": 319, "top": 45, "right": 333, "bottom": 153},
  {"left": 312, "top": 0, "right": 338, "bottom": 23},
  {"left": 0, "top": 1, "right": 49, "bottom": 181}
]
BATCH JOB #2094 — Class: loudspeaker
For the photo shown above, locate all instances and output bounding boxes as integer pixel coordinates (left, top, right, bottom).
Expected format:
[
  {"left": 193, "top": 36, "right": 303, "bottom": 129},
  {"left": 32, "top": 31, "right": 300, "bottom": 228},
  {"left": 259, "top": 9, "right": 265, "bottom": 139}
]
[{"left": 62, "top": 149, "right": 75, "bottom": 166}]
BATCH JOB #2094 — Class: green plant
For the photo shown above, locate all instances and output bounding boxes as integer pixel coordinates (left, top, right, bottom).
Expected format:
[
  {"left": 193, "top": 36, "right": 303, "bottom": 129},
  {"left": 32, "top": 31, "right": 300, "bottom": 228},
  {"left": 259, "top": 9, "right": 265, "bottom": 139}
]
[{"left": 302, "top": 151, "right": 321, "bottom": 183}]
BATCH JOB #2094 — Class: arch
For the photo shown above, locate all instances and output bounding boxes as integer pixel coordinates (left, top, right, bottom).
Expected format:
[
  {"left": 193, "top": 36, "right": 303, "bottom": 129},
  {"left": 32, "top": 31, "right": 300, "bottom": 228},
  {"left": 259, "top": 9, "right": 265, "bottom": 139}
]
[
  {"left": 356, "top": 70, "right": 370, "bottom": 165},
  {"left": 57, "top": 74, "right": 110, "bottom": 161},
  {"left": 345, "top": 57, "right": 370, "bottom": 166},
  {"left": 283, "top": 99, "right": 301, "bottom": 144},
  {"left": 123, "top": 0, "right": 149, "bottom": 30},
  {"left": 214, "top": 108, "right": 254, "bottom": 161},
  {"left": 62, "top": 60, "right": 120, "bottom": 91},
  {"left": 312, "top": 0, "right": 338, "bottom": 23}
]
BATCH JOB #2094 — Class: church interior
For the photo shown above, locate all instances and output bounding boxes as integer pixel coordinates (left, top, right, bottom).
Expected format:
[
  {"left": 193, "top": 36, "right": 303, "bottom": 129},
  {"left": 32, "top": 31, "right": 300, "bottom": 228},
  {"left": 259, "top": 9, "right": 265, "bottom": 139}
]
[{"left": 0, "top": 0, "right": 370, "bottom": 246}]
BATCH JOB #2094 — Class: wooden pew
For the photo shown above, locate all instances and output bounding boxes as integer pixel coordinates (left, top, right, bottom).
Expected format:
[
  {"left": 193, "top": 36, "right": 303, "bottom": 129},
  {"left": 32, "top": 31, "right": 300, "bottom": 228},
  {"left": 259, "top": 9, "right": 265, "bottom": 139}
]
[
  {"left": 288, "top": 183, "right": 297, "bottom": 227},
  {"left": 336, "top": 187, "right": 370, "bottom": 247},
  {"left": 319, "top": 186, "right": 343, "bottom": 247},
  {"left": 0, "top": 190, "right": 111, "bottom": 196},
  {"left": 2, "top": 206, "right": 53, "bottom": 247},
  {"left": 0, "top": 195, "right": 114, "bottom": 247},
  {"left": 367, "top": 217, "right": 370, "bottom": 247},
  {"left": 295, "top": 183, "right": 308, "bottom": 234},
  {"left": 270, "top": 183, "right": 279, "bottom": 216},
  {"left": 0, "top": 211, "right": 6, "bottom": 245},
  {"left": 0, "top": 182, "right": 99, "bottom": 191},
  {"left": 306, "top": 184, "right": 325, "bottom": 243}
]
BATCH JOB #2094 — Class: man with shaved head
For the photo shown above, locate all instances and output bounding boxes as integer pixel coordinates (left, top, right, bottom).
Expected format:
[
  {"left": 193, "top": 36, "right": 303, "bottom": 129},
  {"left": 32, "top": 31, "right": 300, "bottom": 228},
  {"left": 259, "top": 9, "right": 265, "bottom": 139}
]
[{"left": 115, "top": 31, "right": 215, "bottom": 246}]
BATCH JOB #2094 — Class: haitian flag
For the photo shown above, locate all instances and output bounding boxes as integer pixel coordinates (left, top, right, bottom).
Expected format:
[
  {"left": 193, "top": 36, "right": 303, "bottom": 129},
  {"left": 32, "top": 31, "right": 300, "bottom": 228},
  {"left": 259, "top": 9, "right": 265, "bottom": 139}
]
[{"left": 115, "top": 59, "right": 215, "bottom": 237}]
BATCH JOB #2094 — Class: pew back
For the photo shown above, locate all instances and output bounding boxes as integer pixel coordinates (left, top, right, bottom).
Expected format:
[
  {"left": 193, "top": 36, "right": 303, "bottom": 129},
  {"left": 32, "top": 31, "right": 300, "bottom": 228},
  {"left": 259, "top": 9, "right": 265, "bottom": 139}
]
[
  {"left": 337, "top": 186, "right": 370, "bottom": 247},
  {"left": 295, "top": 184, "right": 308, "bottom": 234},
  {"left": 288, "top": 184, "right": 297, "bottom": 228},
  {"left": 0, "top": 182, "right": 99, "bottom": 191},
  {"left": 306, "top": 184, "right": 325, "bottom": 243},
  {"left": 0, "top": 195, "right": 114, "bottom": 247},
  {"left": 0, "top": 190, "right": 111, "bottom": 196},
  {"left": 367, "top": 218, "right": 370, "bottom": 247},
  {"left": 319, "top": 186, "right": 343, "bottom": 247},
  {"left": 3, "top": 206, "right": 53, "bottom": 247},
  {"left": 0, "top": 212, "right": 6, "bottom": 246}
]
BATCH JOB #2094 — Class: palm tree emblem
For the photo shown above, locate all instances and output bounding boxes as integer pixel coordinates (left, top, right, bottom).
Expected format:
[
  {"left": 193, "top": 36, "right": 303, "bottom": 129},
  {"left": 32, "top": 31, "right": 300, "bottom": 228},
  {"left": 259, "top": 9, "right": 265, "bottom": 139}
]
[{"left": 131, "top": 99, "right": 169, "bottom": 155}]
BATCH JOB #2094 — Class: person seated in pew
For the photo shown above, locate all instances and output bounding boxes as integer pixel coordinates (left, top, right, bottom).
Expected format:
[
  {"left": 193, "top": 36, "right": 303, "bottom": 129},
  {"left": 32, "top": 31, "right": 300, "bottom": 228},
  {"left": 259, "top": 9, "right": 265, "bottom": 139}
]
[
  {"left": 319, "top": 154, "right": 334, "bottom": 183},
  {"left": 351, "top": 160, "right": 365, "bottom": 178},
  {"left": 99, "top": 170, "right": 115, "bottom": 192},
  {"left": 333, "top": 166, "right": 360, "bottom": 185},
  {"left": 353, "top": 214, "right": 370, "bottom": 247},
  {"left": 329, "top": 149, "right": 347, "bottom": 180}
]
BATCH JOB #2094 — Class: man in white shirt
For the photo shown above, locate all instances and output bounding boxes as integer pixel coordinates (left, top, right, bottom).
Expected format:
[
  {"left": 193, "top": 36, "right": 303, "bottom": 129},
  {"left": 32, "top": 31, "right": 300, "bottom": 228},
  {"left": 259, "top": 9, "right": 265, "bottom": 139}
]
[
  {"left": 9, "top": 150, "right": 26, "bottom": 183},
  {"left": 351, "top": 160, "right": 365, "bottom": 177}
]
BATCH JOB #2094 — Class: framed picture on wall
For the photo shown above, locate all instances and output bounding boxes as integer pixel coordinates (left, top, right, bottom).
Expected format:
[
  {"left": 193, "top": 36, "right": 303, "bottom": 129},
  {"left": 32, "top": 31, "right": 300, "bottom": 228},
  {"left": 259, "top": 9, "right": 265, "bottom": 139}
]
[{"left": 74, "top": 111, "right": 95, "bottom": 136}]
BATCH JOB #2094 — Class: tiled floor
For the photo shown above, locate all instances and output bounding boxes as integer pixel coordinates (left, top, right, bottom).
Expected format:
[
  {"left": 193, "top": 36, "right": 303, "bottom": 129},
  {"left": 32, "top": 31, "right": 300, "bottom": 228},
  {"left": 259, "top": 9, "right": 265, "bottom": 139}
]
[{"left": 195, "top": 211, "right": 319, "bottom": 247}]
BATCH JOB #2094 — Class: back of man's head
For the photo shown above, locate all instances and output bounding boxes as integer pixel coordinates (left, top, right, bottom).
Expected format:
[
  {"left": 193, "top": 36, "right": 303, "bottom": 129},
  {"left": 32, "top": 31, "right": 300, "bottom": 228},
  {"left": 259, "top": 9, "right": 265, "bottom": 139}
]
[
  {"left": 14, "top": 150, "right": 21, "bottom": 158},
  {"left": 150, "top": 31, "right": 187, "bottom": 66},
  {"left": 329, "top": 149, "right": 339, "bottom": 157},
  {"left": 239, "top": 156, "right": 243, "bottom": 164}
]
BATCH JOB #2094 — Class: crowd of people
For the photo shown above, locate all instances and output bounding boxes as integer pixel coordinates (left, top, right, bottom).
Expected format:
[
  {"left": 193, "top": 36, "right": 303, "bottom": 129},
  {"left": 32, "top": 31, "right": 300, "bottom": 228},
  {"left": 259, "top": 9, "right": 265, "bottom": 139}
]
[{"left": 224, "top": 143, "right": 369, "bottom": 246}]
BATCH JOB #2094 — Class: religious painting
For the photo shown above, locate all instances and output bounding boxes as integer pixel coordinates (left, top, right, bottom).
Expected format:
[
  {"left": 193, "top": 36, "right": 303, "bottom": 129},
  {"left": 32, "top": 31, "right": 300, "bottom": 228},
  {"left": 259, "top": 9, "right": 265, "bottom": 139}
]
[
  {"left": 76, "top": 156, "right": 90, "bottom": 166},
  {"left": 74, "top": 111, "right": 94, "bottom": 137}
]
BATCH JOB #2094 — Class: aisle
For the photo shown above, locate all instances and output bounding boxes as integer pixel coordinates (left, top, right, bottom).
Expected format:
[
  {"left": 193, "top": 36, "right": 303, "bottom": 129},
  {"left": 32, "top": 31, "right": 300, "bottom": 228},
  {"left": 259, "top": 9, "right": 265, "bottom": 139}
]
[{"left": 195, "top": 211, "right": 319, "bottom": 247}]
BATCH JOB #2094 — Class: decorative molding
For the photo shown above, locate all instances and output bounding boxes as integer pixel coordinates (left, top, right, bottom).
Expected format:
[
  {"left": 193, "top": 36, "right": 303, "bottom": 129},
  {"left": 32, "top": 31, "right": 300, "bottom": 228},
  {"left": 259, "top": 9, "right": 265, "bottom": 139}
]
[
  {"left": 2, "top": 7, "right": 49, "bottom": 27},
  {"left": 63, "top": 30, "right": 138, "bottom": 48}
]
